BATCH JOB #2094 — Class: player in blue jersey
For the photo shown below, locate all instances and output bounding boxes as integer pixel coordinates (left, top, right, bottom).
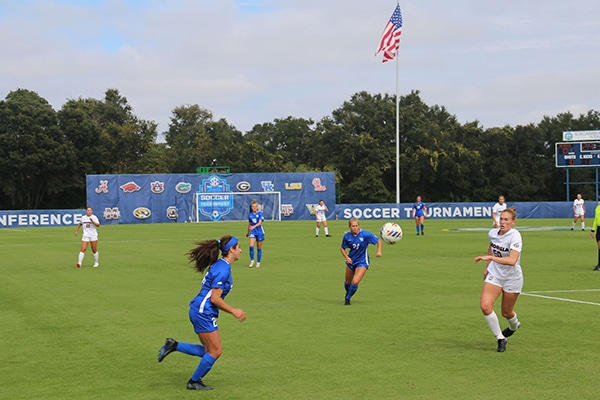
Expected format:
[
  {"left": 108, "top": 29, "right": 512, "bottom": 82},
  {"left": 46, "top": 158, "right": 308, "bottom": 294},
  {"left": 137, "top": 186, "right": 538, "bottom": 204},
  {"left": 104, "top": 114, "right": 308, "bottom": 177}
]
[
  {"left": 246, "top": 200, "right": 265, "bottom": 268},
  {"left": 157, "top": 235, "right": 246, "bottom": 391},
  {"left": 340, "top": 218, "right": 382, "bottom": 305},
  {"left": 412, "top": 195, "right": 427, "bottom": 235}
]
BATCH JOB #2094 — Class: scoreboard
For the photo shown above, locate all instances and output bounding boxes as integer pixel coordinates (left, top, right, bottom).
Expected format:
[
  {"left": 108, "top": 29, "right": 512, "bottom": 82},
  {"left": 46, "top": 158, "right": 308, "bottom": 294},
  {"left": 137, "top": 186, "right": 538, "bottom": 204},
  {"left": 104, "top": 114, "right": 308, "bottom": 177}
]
[{"left": 555, "top": 142, "right": 600, "bottom": 168}]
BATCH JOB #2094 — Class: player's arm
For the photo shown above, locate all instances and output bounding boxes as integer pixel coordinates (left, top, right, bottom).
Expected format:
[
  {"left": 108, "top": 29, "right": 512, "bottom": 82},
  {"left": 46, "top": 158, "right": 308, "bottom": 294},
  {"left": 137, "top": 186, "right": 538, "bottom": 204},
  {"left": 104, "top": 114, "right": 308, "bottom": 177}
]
[
  {"left": 91, "top": 215, "right": 100, "bottom": 227},
  {"left": 375, "top": 238, "right": 382, "bottom": 257},
  {"left": 210, "top": 288, "right": 246, "bottom": 322},
  {"left": 340, "top": 246, "right": 351, "bottom": 264},
  {"left": 74, "top": 221, "right": 82, "bottom": 236}
]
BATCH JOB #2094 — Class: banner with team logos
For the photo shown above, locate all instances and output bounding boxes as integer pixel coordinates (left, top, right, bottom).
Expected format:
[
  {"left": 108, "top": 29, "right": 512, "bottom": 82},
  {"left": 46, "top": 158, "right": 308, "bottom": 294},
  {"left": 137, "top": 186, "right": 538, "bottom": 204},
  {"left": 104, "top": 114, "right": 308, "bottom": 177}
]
[{"left": 85, "top": 172, "right": 336, "bottom": 224}]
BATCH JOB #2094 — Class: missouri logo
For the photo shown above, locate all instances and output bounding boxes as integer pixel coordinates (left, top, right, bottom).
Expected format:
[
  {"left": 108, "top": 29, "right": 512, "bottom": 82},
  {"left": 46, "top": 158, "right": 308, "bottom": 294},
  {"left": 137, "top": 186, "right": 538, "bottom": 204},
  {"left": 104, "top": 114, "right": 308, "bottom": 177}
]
[{"left": 133, "top": 207, "right": 151, "bottom": 219}]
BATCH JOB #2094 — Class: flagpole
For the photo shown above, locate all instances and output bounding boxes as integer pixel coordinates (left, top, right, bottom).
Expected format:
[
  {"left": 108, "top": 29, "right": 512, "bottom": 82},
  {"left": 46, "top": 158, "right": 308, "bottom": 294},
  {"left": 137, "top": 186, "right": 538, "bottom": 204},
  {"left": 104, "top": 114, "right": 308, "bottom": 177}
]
[{"left": 395, "top": 29, "right": 400, "bottom": 204}]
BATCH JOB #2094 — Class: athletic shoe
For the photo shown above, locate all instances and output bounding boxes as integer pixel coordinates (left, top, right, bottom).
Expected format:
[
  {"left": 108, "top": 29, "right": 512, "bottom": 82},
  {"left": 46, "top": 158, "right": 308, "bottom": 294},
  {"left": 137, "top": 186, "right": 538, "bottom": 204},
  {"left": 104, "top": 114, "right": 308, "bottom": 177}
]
[
  {"left": 249, "top": 261, "right": 255, "bottom": 268},
  {"left": 571, "top": 228, "right": 574, "bottom": 231},
  {"left": 157, "top": 338, "right": 178, "bottom": 362},
  {"left": 344, "top": 299, "right": 351, "bottom": 306},
  {"left": 497, "top": 338, "right": 507, "bottom": 352},
  {"left": 93, "top": 263, "right": 99, "bottom": 268},
  {"left": 76, "top": 263, "right": 81, "bottom": 268},
  {"left": 256, "top": 262, "right": 260, "bottom": 268},
  {"left": 502, "top": 322, "right": 521, "bottom": 338},
  {"left": 316, "top": 235, "right": 318, "bottom": 237},
  {"left": 187, "top": 379, "right": 213, "bottom": 391},
  {"left": 416, "top": 233, "right": 420, "bottom": 236},
  {"left": 594, "top": 265, "right": 600, "bottom": 271},
  {"left": 326, "top": 234, "right": 331, "bottom": 237}
]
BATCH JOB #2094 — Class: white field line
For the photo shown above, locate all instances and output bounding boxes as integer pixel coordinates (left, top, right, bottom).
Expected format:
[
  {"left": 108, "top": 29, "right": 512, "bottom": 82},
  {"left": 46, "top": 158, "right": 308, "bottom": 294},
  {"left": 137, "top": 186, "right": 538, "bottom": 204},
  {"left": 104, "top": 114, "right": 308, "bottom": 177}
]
[{"left": 521, "top": 291, "right": 600, "bottom": 307}]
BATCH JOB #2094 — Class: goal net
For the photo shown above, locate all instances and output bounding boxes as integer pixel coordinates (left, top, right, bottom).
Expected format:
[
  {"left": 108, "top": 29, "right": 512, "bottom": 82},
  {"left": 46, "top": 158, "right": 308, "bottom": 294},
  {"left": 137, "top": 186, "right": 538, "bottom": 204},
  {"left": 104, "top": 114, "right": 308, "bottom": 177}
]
[{"left": 192, "top": 191, "right": 281, "bottom": 222}]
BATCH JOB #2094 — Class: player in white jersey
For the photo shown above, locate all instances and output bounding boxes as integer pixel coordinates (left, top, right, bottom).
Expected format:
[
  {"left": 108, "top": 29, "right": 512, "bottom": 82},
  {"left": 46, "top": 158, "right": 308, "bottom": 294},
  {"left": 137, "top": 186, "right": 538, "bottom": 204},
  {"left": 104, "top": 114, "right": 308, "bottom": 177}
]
[
  {"left": 491, "top": 195, "right": 507, "bottom": 228},
  {"left": 474, "top": 207, "right": 522, "bottom": 353},
  {"left": 74, "top": 206, "right": 100, "bottom": 268},
  {"left": 315, "top": 200, "right": 331, "bottom": 237},
  {"left": 572, "top": 193, "right": 586, "bottom": 231}
]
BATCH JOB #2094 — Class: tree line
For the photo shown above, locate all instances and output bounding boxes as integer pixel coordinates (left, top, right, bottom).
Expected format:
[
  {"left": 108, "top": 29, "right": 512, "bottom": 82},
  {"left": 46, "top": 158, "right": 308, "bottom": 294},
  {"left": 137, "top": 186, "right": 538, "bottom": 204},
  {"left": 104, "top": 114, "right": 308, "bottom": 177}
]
[{"left": 1, "top": 88, "right": 599, "bottom": 210}]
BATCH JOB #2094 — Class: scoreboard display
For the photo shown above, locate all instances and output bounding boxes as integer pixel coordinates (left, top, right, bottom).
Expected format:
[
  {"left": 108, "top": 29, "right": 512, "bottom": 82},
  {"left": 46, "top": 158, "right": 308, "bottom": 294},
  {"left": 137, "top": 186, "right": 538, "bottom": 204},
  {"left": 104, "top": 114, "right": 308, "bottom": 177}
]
[{"left": 555, "top": 142, "right": 600, "bottom": 167}]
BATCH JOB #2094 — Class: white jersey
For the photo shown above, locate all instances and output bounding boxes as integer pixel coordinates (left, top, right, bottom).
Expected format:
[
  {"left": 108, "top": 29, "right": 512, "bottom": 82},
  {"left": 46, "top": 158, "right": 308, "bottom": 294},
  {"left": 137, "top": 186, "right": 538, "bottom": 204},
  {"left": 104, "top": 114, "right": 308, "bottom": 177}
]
[
  {"left": 573, "top": 198, "right": 585, "bottom": 216},
  {"left": 486, "top": 228, "right": 522, "bottom": 281},
  {"left": 492, "top": 202, "right": 507, "bottom": 225},
  {"left": 80, "top": 215, "right": 99, "bottom": 240},
  {"left": 315, "top": 204, "right": 328, "bottom": 222}
]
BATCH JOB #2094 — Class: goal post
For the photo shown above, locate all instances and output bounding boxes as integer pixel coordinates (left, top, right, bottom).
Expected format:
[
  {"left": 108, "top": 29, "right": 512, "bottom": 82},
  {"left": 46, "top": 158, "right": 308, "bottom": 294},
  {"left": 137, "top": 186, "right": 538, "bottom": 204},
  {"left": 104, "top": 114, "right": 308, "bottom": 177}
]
[{"left": 192, "top": 191, "right": 281, "bottom": 222}]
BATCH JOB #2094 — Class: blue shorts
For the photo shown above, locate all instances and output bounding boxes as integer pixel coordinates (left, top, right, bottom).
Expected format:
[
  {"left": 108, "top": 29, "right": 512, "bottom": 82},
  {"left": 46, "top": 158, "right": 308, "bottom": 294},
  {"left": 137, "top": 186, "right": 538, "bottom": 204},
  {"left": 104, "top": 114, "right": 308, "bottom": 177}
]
[
  {"left": 346, "top": 263, "right": 368, "bottom": 272},
  {"left": 189, "top": 308, "right": 218, "bottom": 333},
  {"left": 249, "top": 233, "right": 265, "bottom": 242}
]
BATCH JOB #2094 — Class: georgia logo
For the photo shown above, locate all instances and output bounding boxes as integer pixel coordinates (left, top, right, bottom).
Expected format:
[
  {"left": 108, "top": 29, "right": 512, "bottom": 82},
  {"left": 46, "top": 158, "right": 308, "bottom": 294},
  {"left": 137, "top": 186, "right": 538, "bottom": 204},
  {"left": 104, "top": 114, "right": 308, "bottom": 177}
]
[
  {"left": 133, "top": 207, "right": 151, "bottom": 219},
  {"left": 175, "top": 182, "right": 192, "bottom": 194},
  {"left": 236, "top": 181, "right": 251, "bottom": 192}
]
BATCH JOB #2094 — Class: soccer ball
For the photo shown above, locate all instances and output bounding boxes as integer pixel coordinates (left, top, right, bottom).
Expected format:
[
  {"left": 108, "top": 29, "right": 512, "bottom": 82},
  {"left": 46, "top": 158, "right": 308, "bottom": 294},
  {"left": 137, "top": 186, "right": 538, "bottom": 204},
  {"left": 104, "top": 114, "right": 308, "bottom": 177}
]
[{"left": 380, "top": 222, "right": 403, "bottom": 244}]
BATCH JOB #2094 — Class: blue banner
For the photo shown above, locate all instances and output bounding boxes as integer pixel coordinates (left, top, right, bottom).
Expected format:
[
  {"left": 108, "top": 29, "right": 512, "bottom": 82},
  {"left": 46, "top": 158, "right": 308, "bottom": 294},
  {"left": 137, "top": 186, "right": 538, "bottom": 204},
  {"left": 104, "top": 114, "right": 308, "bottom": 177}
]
[{"left": 0, "top": 210, "right": 86, "bottom": 228}]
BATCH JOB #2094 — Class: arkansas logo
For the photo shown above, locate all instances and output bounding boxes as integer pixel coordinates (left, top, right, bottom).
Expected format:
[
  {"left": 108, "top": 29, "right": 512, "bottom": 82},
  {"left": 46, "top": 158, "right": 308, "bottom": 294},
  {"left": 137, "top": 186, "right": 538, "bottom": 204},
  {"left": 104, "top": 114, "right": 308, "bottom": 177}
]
[{"left": 120, "top": 181, "right": 141, "bottom": 193}]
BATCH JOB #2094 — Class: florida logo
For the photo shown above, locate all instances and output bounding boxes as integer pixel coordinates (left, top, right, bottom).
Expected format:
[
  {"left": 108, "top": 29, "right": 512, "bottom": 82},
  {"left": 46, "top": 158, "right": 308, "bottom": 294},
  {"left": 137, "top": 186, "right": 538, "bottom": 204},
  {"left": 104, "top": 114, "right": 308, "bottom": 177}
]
[{"left": 175, "top": 182, "right": 192, "bottom": 194}]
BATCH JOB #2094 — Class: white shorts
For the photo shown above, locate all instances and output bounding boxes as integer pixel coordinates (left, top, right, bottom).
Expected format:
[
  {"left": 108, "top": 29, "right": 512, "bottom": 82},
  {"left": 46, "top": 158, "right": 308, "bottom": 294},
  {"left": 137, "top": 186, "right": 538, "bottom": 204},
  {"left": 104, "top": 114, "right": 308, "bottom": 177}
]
[
  {"left": 82, "top": 234, "right": 98, "bottom": 242},
  {"left": 574, "top": 213, "right": 584, "bottom": 218},
  {"left": 316, "top": 216, "right": 327, "bottom": 223},
  {"left": 485, "top": 273, "right": 523, "bottom": 294}
]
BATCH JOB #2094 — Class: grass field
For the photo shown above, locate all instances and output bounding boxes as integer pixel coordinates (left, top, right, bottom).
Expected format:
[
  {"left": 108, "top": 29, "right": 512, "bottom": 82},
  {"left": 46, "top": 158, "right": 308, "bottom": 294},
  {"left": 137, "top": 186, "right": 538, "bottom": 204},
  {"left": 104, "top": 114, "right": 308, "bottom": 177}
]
[{"left": 1, "top": 218, "right": 600, "bottom": 399}]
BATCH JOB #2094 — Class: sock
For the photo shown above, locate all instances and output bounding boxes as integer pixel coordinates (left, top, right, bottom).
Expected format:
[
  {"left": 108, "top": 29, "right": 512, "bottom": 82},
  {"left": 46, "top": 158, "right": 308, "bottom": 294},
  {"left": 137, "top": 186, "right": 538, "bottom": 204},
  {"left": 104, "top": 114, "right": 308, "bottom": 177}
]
[
  {"left": 78, "top": 252, "right": 84, "bottom": 264},
  {"left": 484, "top": 311, "right": 504, "bottom": 339},
  {"left": 191, "top": 353, "right": 218, "bottom": 381},
  {"left": 582, "top": 222, "right": 585, "bottom": 229},
  {"left": 416, "top": 226, "right": 419, "bottom": 234},
  {"left": 249, "top": 246, "right": 254, "bottom": 262},
  {"left": 506, "top": 313, "right": 520, "bottom": 331},
  {"left": 421, "top": 224, "right": 424, "bottom": 234},
  {"left": 572, "top": 222, "right": 576, "bottom": 228},
  {"left": 316, "top": 227, "right": 319, "bottom": 236},
  {"left": 176, "top": 342, "right": 205, "bottom": 357},
  {"left": 324, "top": 227, "right": 329, "bottom": 235},
  {"left": 93, "top": 252, "right": 99, "bottom": 263},
  {"left": 346, "top": 283, "right": 359, "bottom": 300},
  {"left": 344, "top": 282, "right": 350, "bottom": 294},
  {"left": 257, "top": 248, "right": 262, "bottom": 263}
]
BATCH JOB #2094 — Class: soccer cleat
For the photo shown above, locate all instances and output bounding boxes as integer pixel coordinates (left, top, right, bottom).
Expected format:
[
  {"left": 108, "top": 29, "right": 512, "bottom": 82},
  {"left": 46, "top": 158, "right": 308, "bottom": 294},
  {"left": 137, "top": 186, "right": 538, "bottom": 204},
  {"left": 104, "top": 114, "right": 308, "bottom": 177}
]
[
  {"left": 93, "top": 263, "right": 99, "bottom": 268},
  {"left": 76, "top": 263, "right": 81, "bottom": 268},
  {"left": 249, "top": 261, "right": 255, "bottom": 268},
  {"left": 187, "top": 379, "right": 213, "bottom": 390},
  {"left": 571, "top": 228, "right": 574, "bottom": 231},
  {"left": 316, "top": 235, "right": 318, "bottom": 237},
  {"left": 157, "top": 338, "right": 178, "bottom": 362},
  {"left": 326, "top": 234, "right": 331, "bottom": 237},
  {"left": 344, "top": 299, "right": 351, "bottom": 306},
  {"left": 594, "top": 265, "right": 600, "bottom": 271},
  {"left": 502, "top": 322, "right": 521, "bottom": 338},
  {"left": 256, "top": 262, "right": 260, "bottom": 268},
  {"left": 497, "top": 338, "right": 507, "bottom": 352}
]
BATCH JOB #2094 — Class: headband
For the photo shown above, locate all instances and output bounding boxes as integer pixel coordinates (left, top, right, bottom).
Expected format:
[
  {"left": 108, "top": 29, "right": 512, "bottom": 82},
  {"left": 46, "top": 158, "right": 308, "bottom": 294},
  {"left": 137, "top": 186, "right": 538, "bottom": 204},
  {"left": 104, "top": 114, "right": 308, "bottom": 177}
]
[{"left": 222, "top": 236, "right": 239, "bottom": 252}]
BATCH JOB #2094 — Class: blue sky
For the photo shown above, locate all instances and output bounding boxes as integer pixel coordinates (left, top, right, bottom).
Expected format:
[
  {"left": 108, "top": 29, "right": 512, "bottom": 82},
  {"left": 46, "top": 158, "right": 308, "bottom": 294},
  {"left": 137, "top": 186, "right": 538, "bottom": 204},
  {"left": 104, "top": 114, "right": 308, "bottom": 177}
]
[{"left": 1, "top": 0, "right": 599, "bottom": 134}]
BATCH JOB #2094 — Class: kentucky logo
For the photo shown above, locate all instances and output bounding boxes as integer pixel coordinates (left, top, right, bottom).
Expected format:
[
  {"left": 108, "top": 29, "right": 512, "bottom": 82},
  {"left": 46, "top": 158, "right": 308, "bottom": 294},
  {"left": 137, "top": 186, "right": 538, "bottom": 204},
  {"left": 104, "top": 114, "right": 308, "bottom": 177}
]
[
  {"left": 120, "top": 181, "right": 141, "bottom": 193},
  {"left": 197, "top": 175, "right": 233, "bottom": 221},
  {"left": 261, "top": 181, "right": 275, "bottom": 192},
  {"left": 150, "top": 181, "right": 165, "bottom": 194},
  {"left": 95, "top": 180, "right": 109, "bottom": 194}
]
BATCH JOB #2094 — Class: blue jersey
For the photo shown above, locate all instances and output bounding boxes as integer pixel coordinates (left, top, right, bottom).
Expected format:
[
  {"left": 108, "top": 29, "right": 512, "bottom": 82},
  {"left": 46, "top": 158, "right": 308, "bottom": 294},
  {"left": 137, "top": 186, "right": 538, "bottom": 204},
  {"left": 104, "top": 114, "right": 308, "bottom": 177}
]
[
  {"left": 413, "top": 201, "right": 426, "bottom": 217},
  {"left": 341, "top": 229, "right": 380, "bottom": 267},
  {"left": 189, "top": 258, "right": 233, "bottom": 319},
  {"left": 248, "top": 211, "right": 265, "bottom": 236}
]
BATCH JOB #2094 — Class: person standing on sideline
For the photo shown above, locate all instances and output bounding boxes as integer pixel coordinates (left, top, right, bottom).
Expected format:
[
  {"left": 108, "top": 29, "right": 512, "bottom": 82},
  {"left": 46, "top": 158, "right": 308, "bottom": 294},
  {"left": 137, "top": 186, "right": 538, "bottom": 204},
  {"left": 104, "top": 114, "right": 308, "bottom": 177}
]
[
  {"left": 246, "top": 200, "right": 265, "bottom": 268},
  {"left": 340, "top": 218, "right": 382, "bottom": 305},
  {"left": 473, "top": 208, "right": 523, "bottom": 352},
  {"left": 74, "top": 206, "right": 100, "bottom": 268},
  {"left": 492, "top": 195, "right": 507, "bottom": 228},
  {"left": 588, "top": 202, "right": 600, "bottom": 271},
  {"left": 315, "top": 199, "right": 331, "bottom": 237},
  {"left": 157, "top": 235, "right": 246, "bottom": 391},
  {"left": 412, "top": 196, "right": 427, "bottom": 235},
  {"left": 572, "top": 193, "right": 586, "bottom": 231}
]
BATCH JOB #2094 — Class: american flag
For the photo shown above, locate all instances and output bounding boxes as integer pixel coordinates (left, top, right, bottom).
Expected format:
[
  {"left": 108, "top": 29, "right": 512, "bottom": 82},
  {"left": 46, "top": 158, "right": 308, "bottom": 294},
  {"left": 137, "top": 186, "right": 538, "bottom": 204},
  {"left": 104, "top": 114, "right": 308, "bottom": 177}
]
[{"left": 376, "top": 4, "right": 403, "bottom": 63}]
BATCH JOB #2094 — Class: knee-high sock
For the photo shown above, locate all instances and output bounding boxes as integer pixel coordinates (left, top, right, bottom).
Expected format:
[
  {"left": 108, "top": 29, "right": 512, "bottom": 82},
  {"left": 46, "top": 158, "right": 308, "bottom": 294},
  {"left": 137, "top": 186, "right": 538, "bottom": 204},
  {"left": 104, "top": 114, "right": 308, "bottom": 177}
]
[
  {"left": 506, "top": 313, "right": 520, "bottom": 331},
  {"left": 191, "top": 353, "right": 218, "bottom": 381},
  {"left": 484, "top": 311, "right": 504, "bottom": 339},
  {"left": 78, "top": 252, "right": 84, "bottom": 264},
  {"left": 257, "top": 248, "right": 262, "bottom": 262},
  {"left": 420, "top": 224, "right": 424, "bottom": 234},
  {"left": 344, "top": 282, "right": 350, "bottom": 294},
  {"left": 249, "top": 246, "right": 254, "bottom": 261},
  {"left": 324, "top": 227, "right": 329, "bottom": 235},
  {"left": 176, "top": 342, "right": 205, "bottom": 357},
  {"left": 316, "top": 227, "right": 319, "bottom": 236},
  {"left": 93, "top": 252, "right": 99, "bottom": 263},
  {"left": 346, "top": 283, "right": 359, "bottom": 300}
]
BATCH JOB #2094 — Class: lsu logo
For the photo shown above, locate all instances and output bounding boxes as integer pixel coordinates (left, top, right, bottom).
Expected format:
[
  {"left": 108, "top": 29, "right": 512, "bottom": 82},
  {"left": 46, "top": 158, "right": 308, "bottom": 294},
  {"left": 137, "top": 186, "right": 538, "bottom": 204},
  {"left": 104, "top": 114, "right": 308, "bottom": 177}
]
[
  {"left": 312, "top": 178, "right": 327, "bottom": 191},
  {"left": 176, "top": 182, "right": 192, "bottom": 194},
  {"left": 150, "top": 181, "right": 165, "bottom": 194},
  {"left": 95, "top": 180, "right": 109, "bottom": 194},
  {"left": 285, "top": 183, "right": 302, "bottom": 190},
  {"left": 120, "top": 181, "right": 141, "bottom": 193},
  {"left": 103, "top": 207, "right": 121, "bottom": 220},
  {"left": 281, "top": 204, "right": 294, "bottom": 217}
]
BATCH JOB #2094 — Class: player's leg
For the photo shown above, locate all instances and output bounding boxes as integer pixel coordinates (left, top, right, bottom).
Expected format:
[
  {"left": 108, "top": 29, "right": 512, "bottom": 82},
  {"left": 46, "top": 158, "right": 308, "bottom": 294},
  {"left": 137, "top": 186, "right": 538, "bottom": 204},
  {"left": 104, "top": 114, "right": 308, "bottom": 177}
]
[
  {"left": 316, "top": 221, "right": 320, "bottom": 237},
  {"left": 188, "top": 330, "right": 221, "bottom": 389},
  {"left": 344, "top": 266, "right": 355, "bottom": 304},
  {"left": 419, "top": 216, "right": 425, "bottom": 235},
  {"left": 77, "top": 240, "right": 88, "bottom": 267},
  {"left": 480, "top": 282, "right": 505, "bottom": 340},
  {"left": 595, "top": 235, "right": 600, "bottom": 270},
  {"left": 572, "top": 215, "right": 577, "bottom": 230},
  {"left": 324, "top": 220, "right": 330, "bottom": 236},
  {"left": 256, "top": 239, "right": 263, "bottom": 267},
  {"left": 248, "top": 237, "right": 256, "bottom": 267},
  {"left": 581, "top": 215, "right": 585, "bottom": 230},
  {"left": 346, "top": 267, "right": 367, "bottom": 303},
  {"left": 500, "top": 291, "right": 521, "bottom": 337},
  {"left": 414, "top": 217, "right": 420, "bottom": 235},
  {"left": 90, "top": 240, "right": 99, "bottom": 267}
]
